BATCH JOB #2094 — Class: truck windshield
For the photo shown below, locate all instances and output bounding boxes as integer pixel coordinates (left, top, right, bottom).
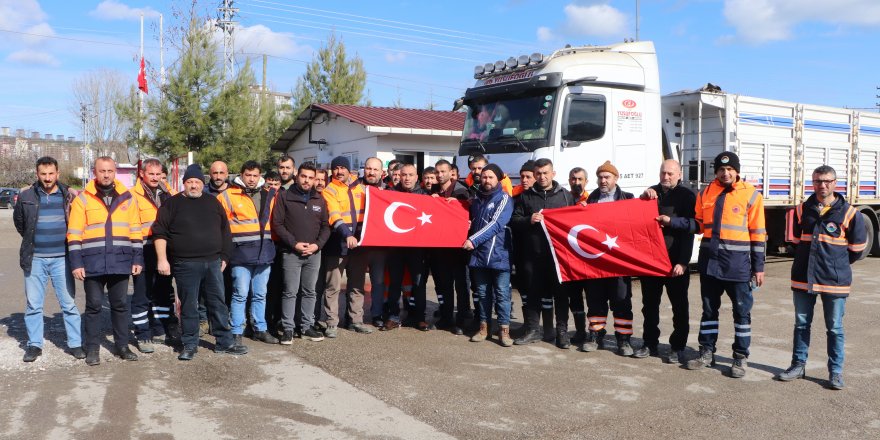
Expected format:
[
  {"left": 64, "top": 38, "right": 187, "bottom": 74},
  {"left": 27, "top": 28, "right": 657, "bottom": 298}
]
[{"left": 460, "top": 90, "right": 555, "bottom": 153}]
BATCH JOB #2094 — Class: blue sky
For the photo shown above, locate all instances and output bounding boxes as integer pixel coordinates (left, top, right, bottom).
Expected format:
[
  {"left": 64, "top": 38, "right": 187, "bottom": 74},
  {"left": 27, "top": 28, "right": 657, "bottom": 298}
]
[{"left": 2, "top": 0, "right": 879, "bottom": 140}]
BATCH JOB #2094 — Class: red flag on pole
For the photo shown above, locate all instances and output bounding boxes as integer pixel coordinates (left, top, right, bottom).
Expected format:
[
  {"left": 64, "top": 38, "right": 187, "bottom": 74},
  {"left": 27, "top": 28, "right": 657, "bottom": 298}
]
[
  {"left": 541, "top": 198, "right": 672, "bottom": 282},
  {"left": 138, "top": 57, "right": 148, "bottom": 94},
  {"left": 359, "top": 187, "right": 470, "bottom": 247}
]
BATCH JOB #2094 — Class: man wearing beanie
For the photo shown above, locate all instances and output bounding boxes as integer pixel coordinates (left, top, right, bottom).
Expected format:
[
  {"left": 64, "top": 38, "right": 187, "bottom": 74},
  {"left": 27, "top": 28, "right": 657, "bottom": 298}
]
[
  {"left": 153, "top": 164, "right": 247, "bottom": 360},
  {"left": 464, "top": 163, "right": 514, "bottom": 346},
  {"left": 321, "top": 155, "right": 374, "bottom": 337},
  {"left": 686, "top": 151, "right": 765, "bottom": 378},
  {"left": 582, "top": 160, "right": 638, "bottom": 356}
]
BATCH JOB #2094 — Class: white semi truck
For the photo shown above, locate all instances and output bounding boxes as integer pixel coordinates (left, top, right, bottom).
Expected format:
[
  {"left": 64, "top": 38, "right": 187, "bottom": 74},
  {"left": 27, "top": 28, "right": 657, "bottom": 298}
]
[{"left": 454, "top": 40, "right": 880, "bottom": 258}]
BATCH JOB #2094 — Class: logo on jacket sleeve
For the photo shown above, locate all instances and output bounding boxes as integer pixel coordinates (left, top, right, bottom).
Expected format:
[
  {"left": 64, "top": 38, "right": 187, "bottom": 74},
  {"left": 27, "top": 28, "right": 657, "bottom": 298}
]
[
  {"left": 312, "top": 205, "right": 321, "bottom": 212},
  {"left": 825, "top": 222, "right": 838, "bottom": 233}
]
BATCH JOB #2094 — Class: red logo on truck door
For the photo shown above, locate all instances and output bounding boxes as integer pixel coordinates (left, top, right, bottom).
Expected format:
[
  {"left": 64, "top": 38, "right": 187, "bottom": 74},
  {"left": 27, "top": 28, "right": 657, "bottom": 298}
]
[{"left": 622, "top": 99, "right": 637, "bottom": 108}]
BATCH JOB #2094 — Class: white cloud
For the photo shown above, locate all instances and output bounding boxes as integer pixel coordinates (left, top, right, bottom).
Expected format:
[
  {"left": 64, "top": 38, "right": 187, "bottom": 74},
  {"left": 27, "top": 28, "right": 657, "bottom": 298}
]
[
  {"left": 536, "top": 26, "right": 556, "bottom": 42},
  {"left": 6, "top": 49, "right": 59, "bottom": 66},
  {"left": 724, "top": 0, "right": 880, "bottom": 44},
  {"left": 89, "top": 0, "right": 160, "bottom": 21},
  {"left": 535, "top": 2, "right": 628, "bottom": 43},
  {"left": 226, "top": 23, "right": 309, "bottom": 58},
  {"left": 384, "top": 51, "right": 406, "bottom": 63},
  {"left": 0, "top": 0, "right": 46, "bottom": 30}
]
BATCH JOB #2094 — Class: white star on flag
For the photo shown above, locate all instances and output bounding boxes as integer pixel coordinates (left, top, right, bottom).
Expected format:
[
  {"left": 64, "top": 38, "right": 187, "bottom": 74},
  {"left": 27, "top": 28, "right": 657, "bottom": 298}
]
[
  {"left": 417, "top": 212, "right": 432, "bottom": 225},
  {"left": 601, "top": 234, "right": 619, "bottom": 250}
]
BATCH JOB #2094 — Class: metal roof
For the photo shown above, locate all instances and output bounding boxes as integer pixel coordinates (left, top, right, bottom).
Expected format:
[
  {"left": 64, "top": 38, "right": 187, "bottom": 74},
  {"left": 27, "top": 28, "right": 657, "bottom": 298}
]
[{"left": 270, "top": 103, "right": 465, "bottom": 151}]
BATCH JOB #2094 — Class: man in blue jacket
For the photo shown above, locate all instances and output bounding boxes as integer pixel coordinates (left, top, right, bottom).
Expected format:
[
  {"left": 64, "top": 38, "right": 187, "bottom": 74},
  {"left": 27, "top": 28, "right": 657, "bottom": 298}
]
[
  {"left": 13, "top": 156, "right": 84, "bottom": 362},
  {"left": 775, "top": 165, "right": 867, "bottom": 390},
  {"left": 463, "top": 164, "right": 514, "bottom": 347}
]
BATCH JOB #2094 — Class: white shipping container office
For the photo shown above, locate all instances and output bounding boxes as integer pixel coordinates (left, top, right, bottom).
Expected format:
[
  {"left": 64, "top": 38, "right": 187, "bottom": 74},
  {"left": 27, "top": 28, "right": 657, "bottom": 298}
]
[{"left": 662, "top": 89, "right": 880, "bottom": 257}]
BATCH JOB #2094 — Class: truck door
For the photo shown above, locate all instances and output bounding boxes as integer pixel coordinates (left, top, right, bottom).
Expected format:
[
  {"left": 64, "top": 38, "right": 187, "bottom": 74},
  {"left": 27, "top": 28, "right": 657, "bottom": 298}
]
[{"left": 555, "top": 87, "right": 613, "bottom": 192}]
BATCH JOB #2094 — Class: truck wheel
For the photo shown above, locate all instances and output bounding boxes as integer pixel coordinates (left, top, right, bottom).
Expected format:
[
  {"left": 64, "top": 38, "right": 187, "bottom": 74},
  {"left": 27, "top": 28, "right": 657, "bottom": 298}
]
[{"left": 861, "top": 212, "right": 875, "bottom": 260}]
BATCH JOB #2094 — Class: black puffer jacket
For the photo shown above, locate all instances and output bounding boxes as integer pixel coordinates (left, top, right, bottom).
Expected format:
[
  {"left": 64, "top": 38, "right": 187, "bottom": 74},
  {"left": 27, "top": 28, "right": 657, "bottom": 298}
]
[
  {"left": 13, "top": 182, "right": 75, "bottom": 272},
  {"left": 510, "top": 181, "right": 575, "bottom": 255}
]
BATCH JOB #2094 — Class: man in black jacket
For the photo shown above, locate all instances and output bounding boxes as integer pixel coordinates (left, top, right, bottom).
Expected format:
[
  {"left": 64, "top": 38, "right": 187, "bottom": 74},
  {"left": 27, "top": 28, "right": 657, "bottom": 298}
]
[
  {"left": 154, "top": 164, "right": 247, "bottom": 361},
  {"left": 272, "top": 162, "right": 331, "bottom": 344},
  {"left": 583, "top": 161, "right": 637, "bottom": 356},
  {"left": 633, "top": 160, "right": 696, "bottom": 363},
  {"left": 510, "top": 158, "right": 576, "bottom": 348}
]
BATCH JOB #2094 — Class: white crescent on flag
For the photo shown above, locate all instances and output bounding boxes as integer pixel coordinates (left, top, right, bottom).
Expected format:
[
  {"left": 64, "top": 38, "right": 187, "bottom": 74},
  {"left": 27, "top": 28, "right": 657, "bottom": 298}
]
[
  {"left": 384, "top": 201, "right": 416, "bottom": 233},
  {"left": 567, "top": 224, "right": 621, "bottom": 260}
]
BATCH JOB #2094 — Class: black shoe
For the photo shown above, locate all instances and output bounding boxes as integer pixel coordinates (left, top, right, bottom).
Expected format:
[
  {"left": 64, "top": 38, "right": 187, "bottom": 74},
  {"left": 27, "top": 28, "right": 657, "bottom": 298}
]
[
  {"left": 451, "top": 326, "right": 464, "bottom": 336},
  {"left": 69, "top": 347, "right": 86, "bottom": 360},
  {"left": 23, "top": 346, "right": 42, "bottom": 363},
  {"left": 118, "top": 347, "right": 138, "bottom": 361},
  {"left": 164, "top": 323, "right": 182, "bottom": 347},
  {"left": 178, "top": 347, "right": 197, "bottom": 361},
  {"left": 555, "top": 330, "right": 571, "bottom": 349},
  {"left": 616, "top": 338, "right": 634, "bottom": 357},
  {"left": 216, "top": 335, "right": 249, "bottom": 355},
  {"left": 372, "top": 318, "right": 384, "bottom": 329},
  {"left": 85, "top": 350, "right": 100, "bottom": 366},
  {"left": 433, "top": 318, "right": 454, "bottom": 331},
  {"left": 571, "top": 330, "right": 588, "bottom": 345},
  {"left": 253, "top": 331, "right": 279, "bottom": 344},
  {"left": 279, "top": 330, "right": 294, "bottom": 345},
  {"left": 632, "top": 344, "right": 656, "bottom": 359},
  {"left": 775, "top": 363, "right": 806, "bottom": 381},
  {"left": 514, "top": 327, "right": 543, "bottom": 345},
  {"left": 303, "top": 328, "right": 325, "bottom": 342}
]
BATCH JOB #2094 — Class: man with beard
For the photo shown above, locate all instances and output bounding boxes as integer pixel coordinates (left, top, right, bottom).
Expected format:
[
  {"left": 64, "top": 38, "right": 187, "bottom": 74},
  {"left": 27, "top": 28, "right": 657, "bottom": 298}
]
[
  {"left": 277, "top": 155, "right": 296, "bottom": 190},
  {"left": 569, "top": 167, "right": 588, "bottom": 203},
  {"left": 154, "top": 164, "right": 247, "bottom": 360},
  {"left": 429, "top": 159, "right": 472, "bottom": 334},
  {"left": 359, "top": 157, "right": 389, "bottom": 328},
  {"left": 266, "top": 155, "right": 295, "bottom": 336},
  {"left": 67, "top": 157, "right": 143, "bottom": 365},
  {"left": 15, "top": 156, "right": 84, "bottom": 362},
  {"left": 199, "top": 160, "right": 231, "bottom": 334},
  {"left": 582, "top": 161, "right": 637, "bottom": 356},
  {"left": 633, "top": 160, "right": 696, "bottom": 363},
  {"left": 383, "top": 164, "right": 430, "bottom": 330},
  {"left": 511, "top": 159, "right": 576, "bottom": 348},
  {"left": 314, "top": 169, "right": 328, "bottom": 193}
]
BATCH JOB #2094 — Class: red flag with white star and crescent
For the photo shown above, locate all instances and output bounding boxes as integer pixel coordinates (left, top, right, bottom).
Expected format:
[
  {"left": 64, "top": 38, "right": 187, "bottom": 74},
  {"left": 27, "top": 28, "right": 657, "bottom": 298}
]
[
  {"left": 541, "top": 198, "right": 672, "bottom": 282},
  {"left": 359, "top": 186, "right": 470, "bottom": 247}
]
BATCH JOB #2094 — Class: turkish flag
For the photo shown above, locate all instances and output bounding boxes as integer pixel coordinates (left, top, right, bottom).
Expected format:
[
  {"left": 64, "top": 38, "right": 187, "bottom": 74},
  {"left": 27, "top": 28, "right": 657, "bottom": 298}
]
[
  {"left": 541, "top": 198, "right": 672, "bottom": 282},
  {"left": 138, "top": 57, "right": 148, "bottom": 94},
  {"left": 360, "top": 187, "right": 470, "bottom": 247}
]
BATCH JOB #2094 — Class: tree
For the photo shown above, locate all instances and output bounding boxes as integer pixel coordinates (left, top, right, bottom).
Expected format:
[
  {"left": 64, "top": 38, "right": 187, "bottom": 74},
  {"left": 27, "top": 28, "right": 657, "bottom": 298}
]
[
  {"left": 70, "top": 68, "right": 130, "bottom": 153},
  {"left": 291, "top": 33, "right": 368, "bottom": 114},
  {"left": 0, "top": 150, "right": 38, "bottom": 188}
]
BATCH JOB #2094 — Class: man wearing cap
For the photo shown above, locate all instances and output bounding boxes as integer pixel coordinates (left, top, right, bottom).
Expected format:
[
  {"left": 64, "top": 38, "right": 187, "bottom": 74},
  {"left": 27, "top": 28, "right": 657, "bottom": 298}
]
[
  {"left": 582, "top": 161, "right": 637, "bottom": 356},
  {"left": 685, "top": 152, "right": 766, "bottom": 378},
  {"left": 464, "top": 163, "right": 514, "bottom": 347},
  {"left": 321, "top": 155, "right": 374, "bottom": 337},
  {"left": 153, "top": 164, "right": 247, "bottom": 360}
]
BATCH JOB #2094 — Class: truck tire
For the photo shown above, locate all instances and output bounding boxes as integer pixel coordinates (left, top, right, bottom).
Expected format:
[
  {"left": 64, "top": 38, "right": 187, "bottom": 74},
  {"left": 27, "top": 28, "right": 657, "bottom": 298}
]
[{"left": 860, "top": 212, "right": 874, "bottom": 260}]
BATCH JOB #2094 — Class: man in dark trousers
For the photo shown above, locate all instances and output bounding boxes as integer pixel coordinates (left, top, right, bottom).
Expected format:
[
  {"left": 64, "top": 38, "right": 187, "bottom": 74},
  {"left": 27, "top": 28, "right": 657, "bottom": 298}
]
[
  {"left": 582, "top": 161, "right": 637, "bottom": 356},
  {"left": 510, "top": 158, "right": 576, "bottom": 348},
  {"left": 633, "top": 160, "right": 696, "bottom": 363},
  {"left": 272, "top": 162, "right": 330, "bottom": 344},
  {"left": 154, "top": 164, "right": 248, "bottom": 361}
]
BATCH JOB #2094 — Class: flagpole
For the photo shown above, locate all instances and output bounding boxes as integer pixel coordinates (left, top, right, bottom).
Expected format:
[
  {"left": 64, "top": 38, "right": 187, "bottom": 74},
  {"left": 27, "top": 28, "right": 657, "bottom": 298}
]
[
  {"left": 160, "top": 13, "right": 165, "bottom": 89},
  {"left": 138, "top": 12, "right": 144, "bottom": 159}
]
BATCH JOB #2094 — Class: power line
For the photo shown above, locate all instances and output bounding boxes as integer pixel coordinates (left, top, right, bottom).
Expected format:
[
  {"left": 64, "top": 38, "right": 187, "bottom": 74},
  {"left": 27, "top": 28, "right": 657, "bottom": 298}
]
[{"left": 0, "top": 28, "right": 154, "bottom": 49}]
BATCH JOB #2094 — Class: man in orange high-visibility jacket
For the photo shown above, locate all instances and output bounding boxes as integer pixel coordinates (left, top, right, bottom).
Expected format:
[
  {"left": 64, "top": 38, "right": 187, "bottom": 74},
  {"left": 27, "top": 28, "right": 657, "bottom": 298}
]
[
  {"left": 68, "top": 156, "right": 143, "bottom": 366},
  {"left": 685, "top": 152, "right": 766, "bottom": 378},
  {"left": 130, "top": 158, "right": 179, "bottom": 353},
  {"left": 321, "top": 155, "right": 374, "bottom": 338},
  {"left": 218, "top": 160, "right": 278, "bottom": 347}
]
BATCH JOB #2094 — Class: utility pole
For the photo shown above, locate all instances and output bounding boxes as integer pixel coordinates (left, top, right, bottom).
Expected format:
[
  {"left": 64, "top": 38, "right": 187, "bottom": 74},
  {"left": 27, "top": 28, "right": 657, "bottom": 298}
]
[
  {"left": 217, "top": 0, "right": 238, "bottom": 82},
  {"left": 80, "top": 104, "right": 89, "bottom": 183},
  {"left": 876, "top": 86, "right": 879, "bottom": 112},
  {"left": 636, "top": 0, "right": 640, "bottom": 41},
  {"left": 139, "top": 13, "right": 144, "bottom": 158},
  {"left": 160, "top": 13, "right": 165, "bottom": 89}
]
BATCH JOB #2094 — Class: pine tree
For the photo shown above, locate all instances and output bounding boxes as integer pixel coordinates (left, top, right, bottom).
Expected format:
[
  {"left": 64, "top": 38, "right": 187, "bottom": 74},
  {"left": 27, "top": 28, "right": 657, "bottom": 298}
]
[{"left": 291, "top": 33, "right": 368, "bottom": 113}]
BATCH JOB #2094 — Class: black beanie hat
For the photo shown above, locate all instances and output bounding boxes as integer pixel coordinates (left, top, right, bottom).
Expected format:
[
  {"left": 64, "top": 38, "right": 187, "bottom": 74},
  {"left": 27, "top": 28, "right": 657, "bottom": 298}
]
[
  {"left": 714, "top": 152, "right": 740, "bottom": 173},
  {"left": 482, "top": 163, "right": 504, "bottom": 181},
  {"left": 330, "top": 155, "right": 351, "bottom": 171},
  {"left": 182, "top": 164, "right": 205, "bottom": 182}
]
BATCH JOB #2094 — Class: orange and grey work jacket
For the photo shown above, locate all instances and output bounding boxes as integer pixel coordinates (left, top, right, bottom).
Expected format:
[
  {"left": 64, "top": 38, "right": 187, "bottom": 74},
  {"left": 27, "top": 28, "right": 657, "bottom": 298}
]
[
  {"left": 67, "top": 179, "right": 144, "bottom": 277},
  {"left": 218, "top": 185, "right": 277, "bottom": 266},
  {"left": 695, "top": 177, "right": 766, "bottom": 282},
  {"left": 322, "top": 176, "right": 366, "bottom": 256},
  {"left": 131, "top": 178, "right": 172, "bottom": 245}
]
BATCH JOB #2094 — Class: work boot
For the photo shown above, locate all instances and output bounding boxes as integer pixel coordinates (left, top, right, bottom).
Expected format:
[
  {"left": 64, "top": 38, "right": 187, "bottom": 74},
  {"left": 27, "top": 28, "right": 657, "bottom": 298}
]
[
  {"left": 470, "top": 322, "right": 488, "bottom": 342},
  {"left": 632, "top": 344, "right": 657, "bottom": 359},
  {"left": 616, "top": 334, "right": 634, "bottom": 356},
  {"left": 541, "top": 308, "right": 555, "bottom": 342},
  {"left": 199, "top": 320, "right": 209, "bottom": 337},
  {"left": 324, "top": 326, "right": 338, "bottom": 339},
  {"left": 828, "top": 373, "right": 845, "bottom": 390},
  {"left": 729, "top": 353, "right": 748, "bottom": 378},
  {"left": 118, "top": 347, "right": 139, "bottom": 361},
  {"left": 582, "top": 329, "right": 606, "bottom": 352},
  {"left": 570, "top": 312, "right": 587, "bottom": 345},
  {"left": 253, "top": 331, "right": 280, "bottom": 344},
  {"left": 22, "top": 346, "right": 42, "bottom": 363},
  {"left": 686, "top": 346, "right": 716, "bottom": 370},
  {"left": 85, "top": 349, "right": 100, "bottom": 366},
  {"left": 164, "top": 322, "right": 182, "bottom": 347},
  {"left": 178, "top": 346, "right": 197, "bottom": 361},
  {"left": 667, "top": 349, "right": 685, "bottom": 365},
  {"left": 514, "top": 309, "right": 543, "bottom": 345},
  {"left": 69, "top": 347, "right": 86, "bottom": 360},
  {"left": 556, "top": 328, "right": 571, "bottom": 349},
  {"left": 136, "top": 339, "right": 154, "bottom": 354},
  {"left": 775, "top": 362, "right": 806, "bottom": 381},
  {"left": 499, "top": 325, "right": 513, "bottom": 347}
]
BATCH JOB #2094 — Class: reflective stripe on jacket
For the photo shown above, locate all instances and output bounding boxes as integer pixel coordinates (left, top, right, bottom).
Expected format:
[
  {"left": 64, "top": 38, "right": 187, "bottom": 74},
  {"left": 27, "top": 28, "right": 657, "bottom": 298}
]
[
  {"left": 790, "top": 193, "right": 866, "bottom": 296},
  {"left": 218, "top": 186, "right": 277, "bottom": 266},
  {"left": 322, "top": 176, "right": 366, "bottom": 256},
  {"left": 695, "top": 177, "right": 766, "bottom": 282},
  {"left": 131, "top": 178, "right": 172, "bottom": 244},
  {"left": 67, "top": 179, "right": 144, "bottom": 276}
]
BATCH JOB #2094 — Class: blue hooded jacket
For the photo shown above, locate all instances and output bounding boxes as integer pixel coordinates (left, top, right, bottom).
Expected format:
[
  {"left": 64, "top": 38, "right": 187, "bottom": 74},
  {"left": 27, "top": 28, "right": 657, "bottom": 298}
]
[{"left": 467, "top": 185, "right": 513, "bottom": 270}]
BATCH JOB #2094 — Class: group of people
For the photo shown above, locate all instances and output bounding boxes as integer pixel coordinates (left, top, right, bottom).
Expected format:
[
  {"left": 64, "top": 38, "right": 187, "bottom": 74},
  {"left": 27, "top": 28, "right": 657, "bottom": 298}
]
[{"left": 14, "top": 149, "right": 865, "bottom": 390}]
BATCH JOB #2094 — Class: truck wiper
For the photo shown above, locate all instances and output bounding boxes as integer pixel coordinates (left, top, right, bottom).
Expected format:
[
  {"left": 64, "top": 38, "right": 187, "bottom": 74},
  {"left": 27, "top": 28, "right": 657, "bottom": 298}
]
[
  {"left": 461, "top": 139, "right": 486, "bottom": 153},
  {"left": 495, "top": 135, "right": 528, "bottom": 152}
]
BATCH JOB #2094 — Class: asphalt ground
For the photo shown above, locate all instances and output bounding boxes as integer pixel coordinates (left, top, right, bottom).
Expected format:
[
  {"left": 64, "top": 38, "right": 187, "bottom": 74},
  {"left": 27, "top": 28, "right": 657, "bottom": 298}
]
[{"left": 0, "top": 207, "right": 879, "bottom": 439}]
